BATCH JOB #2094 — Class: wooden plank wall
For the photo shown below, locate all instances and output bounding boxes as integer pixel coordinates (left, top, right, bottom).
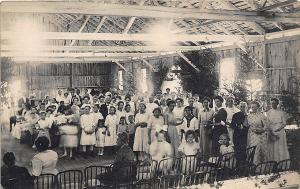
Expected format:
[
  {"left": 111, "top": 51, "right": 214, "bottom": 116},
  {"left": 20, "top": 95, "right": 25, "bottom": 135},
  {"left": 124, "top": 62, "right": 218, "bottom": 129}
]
[{"left": 0, "top": 62, "right": 112, "bottom": 98}]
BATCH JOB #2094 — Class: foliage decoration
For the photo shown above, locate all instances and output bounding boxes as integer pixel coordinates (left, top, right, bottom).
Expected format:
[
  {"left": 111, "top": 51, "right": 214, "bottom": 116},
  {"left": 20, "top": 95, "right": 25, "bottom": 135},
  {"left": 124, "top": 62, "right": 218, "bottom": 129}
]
[{"left": 174, "top": 49, "right": 218, "bottom": 98}]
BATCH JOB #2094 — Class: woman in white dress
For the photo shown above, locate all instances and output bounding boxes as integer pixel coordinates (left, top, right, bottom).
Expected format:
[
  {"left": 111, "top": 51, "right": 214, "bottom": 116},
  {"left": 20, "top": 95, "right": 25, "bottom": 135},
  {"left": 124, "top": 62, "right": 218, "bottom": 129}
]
[
  {"left": 148, "top": 107, "right": 164, "bottom": 144},
  {"left": 116, "top": 101, "right": 126, "bottom": 122},
  {"left": 59, "top": 108, "right": 80, "bottom": 159},
  {"left": 104, "top": 106, "right": 119, "bottom": 150},
  {"left": 266, "top": 98, "right": 290, "bottom": 162},
  {"left": 32, "top": 136, "right": 58, "bottom": 176},
  {"left": 133, "top": 103, "right": 150, "bottom": 162},
  {"left": 80, "top": 105, "right": 97, "bottom": 158}
]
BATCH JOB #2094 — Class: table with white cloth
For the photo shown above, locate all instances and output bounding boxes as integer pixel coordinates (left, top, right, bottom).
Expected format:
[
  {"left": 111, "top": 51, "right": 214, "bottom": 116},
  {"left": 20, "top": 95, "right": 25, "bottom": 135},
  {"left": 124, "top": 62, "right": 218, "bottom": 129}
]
[{"left": 185, "top": 171, "right": 300, "bottom": 189}]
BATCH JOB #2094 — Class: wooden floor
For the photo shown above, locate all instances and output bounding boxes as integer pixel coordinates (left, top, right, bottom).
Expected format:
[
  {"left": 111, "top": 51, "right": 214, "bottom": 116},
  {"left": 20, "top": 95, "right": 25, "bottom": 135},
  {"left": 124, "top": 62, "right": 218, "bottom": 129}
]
[{"left": 0, "top": 122, "right": 114, "bottom": 173}]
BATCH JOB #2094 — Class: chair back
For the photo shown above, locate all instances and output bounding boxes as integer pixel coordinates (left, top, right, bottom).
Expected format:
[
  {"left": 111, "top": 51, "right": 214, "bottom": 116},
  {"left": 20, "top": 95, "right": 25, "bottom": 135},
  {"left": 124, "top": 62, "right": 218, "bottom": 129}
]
[
  {"left": 246, "top": 146, "right": 256, "bottom": 164},
  {"left": 180, "top": 155, "right": 199, "bottom": 175},
  {"left": 34, "top": 174, "right": 56, "bottom": 189},
  {"left": 159, "top": 174, "right": 184, "bottom": 189},
  {"left": 277, "top": 159, "right": 292, "bottom": 172},
  {"left": 233, "top": 164, "right": 255, "bottom": 178},
  {"left": 216, "top": 152, "right": 237, "bottom": 170},
  {"left": 157, "top": 157, "right": 181, "bottom": 176},
  {"left": 110, "top": 161, "right": 137, "bottom": 185},
  {"left": 136, "top": 160, "right": 158, "bottom": 181},
  {"left": 184, "top": 171, "right": 207, "bottom": 186},
  {"left": 56, "top": 170, "right": 83, "bottom": 189},
  {"left": 254, "top": 161, "right": 277, "bottom": 175},
  {"left": 84, "top": 165, "right": 110, "bottom": 188}
]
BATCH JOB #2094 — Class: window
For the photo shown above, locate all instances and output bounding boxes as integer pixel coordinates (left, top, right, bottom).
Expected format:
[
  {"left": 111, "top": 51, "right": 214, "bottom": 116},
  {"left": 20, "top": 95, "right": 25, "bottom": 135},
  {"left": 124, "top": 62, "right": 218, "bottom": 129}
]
[
  {"left": 219, "top": 58, "right": 235, "bottom": 92},
  {"left": 118, "top": 70, "right": 123, "bottom": 91},
  {"left": 140, "top": 68, "right": 148, "bottom": 93}
]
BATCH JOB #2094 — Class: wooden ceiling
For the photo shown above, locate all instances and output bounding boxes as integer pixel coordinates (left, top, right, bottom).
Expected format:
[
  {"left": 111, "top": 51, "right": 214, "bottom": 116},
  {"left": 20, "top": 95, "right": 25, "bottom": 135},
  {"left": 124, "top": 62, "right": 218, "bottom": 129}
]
[{"left": 1, "top": 0, "right": 300, "bottom": 64}]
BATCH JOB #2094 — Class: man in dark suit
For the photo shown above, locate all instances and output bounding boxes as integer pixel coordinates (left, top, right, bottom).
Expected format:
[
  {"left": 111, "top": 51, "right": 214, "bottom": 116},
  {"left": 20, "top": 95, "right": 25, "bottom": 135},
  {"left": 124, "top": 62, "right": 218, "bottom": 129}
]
[{"left": 18, "top": 96, "right": 30, "bottom": 109}]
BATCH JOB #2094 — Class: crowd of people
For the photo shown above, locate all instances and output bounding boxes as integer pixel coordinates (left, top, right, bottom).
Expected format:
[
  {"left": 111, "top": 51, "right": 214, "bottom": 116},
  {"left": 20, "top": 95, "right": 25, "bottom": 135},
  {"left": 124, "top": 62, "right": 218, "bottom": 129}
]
[{"left": 3, "top": 87, "right": 291, "bottom": 185}]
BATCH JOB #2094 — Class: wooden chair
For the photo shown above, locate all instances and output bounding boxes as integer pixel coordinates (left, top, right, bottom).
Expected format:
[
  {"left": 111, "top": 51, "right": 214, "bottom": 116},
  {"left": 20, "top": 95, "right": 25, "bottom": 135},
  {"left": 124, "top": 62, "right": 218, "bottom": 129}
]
[
  {"left": 277, "top": 159, "right": 292, "bottom": 172},
  {"left": 254, "top": 161, "right": 277, "bottom": 175},
  {"left": 157, "top": 157, "right": 181, "bottom": 176},
  {"left": 84, "top": 165, "right": 110, "bottom": 188},
  {"left": 184, "top": 171, "right": 207, "bottom": 186},
  {"left": 56, "top": 170, "right": 83, "bottom": 189},
  {"left": 34, "top": 174, "right": 56, "bottom": 189},
  {"left": 179, "top": 155, "right": 199, "bottom": 175},
  {"left": 159, "top": 174, "right": 184, "bottom": 189},
  {"left": 106, "top": 161, "right": 138, "bottom": 186},
  {"left": 245, "top": 146, "right": 256, "bottom": 165},
  {"left": 233, "top": 163, "right": 256, "bottom": 178},
  {"left": 136, "top": 160, "right": 158, "bottom": 181}
]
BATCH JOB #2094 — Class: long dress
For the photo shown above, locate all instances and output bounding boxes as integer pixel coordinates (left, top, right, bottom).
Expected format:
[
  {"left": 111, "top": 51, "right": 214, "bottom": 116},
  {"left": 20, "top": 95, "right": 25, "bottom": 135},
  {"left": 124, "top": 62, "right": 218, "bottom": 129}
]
[
  {"left": 198, "top": 108, "right": 214, "bottom": 156},
  {"left": 266, "top": 109, "right": 290, "bottom": 162},
  {"left": 104, "top": 114, "right": 118, "bottom": 146},
  {"left": 231, "top": 111, "right": 249, "bottom": 163},
  {"left": 165, "top": 111, "right": 180, "bottom": 157},
  {"left": 80, "top": 114, "right": 96, "bottom": 145},
  {"left": 59, "top": 114, "right": 80, "bottom": 148},
  {"left": 36, "top": 119, "right": 52, "bottom": 146},
  {"left": 133, "top": 112, "right": 150, "bottom": 152},
  {"left": 211, "top": 107, "right": 228, "bottom": 156},
  {"left": 247, "top": 112, "right": 268, "bottom": 164},
  {"left": 147, "top": 116, "right": 164, "bottom": 142}
]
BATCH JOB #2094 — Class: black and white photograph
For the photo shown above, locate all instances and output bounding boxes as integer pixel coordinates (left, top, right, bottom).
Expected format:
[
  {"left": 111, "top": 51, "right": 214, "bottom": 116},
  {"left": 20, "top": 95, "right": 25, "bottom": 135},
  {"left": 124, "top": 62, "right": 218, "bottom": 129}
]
[{"left": 0, "top": 0, "right": 300, "bottom": 188}]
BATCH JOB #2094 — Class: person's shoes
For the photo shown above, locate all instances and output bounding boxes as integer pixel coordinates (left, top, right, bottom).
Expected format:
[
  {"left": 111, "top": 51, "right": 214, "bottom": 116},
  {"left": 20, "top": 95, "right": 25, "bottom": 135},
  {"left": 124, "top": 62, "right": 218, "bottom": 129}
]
[
  {"left": 70, "top": 156, "right": 75, "bottom": 160},
  {"left": 60, "top": 154, "right": 67, "bottom": 158},
  {"left": 32, "top": 145, "right": 36, "bottom": 149}
]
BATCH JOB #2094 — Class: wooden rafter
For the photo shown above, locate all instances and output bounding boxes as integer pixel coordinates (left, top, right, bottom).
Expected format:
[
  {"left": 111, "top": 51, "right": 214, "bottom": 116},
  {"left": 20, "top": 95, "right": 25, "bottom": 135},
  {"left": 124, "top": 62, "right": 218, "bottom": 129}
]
[
  {"left": 141, "top": 58, "right": 155, "bottom": 71},
  {"left": 69, "top": 15, "right": 91, "bottom": 46},
  {"left": 123, "top": 0, "right": 145, "bottom": 33},
  {"left": 259, "top": 0, "right": 298, "bottom": 11},
  {"left": 2, "top": 31, "right": 264, "bottom": 42},
  {"left": 2, "top": 2, "right": 300, "bottom": 23},
  {"left": 177, "top": 51, "right": 200, "bottom": 72},
  {"left": 87, "top": 16, "right": 107, "bottom": 45}
]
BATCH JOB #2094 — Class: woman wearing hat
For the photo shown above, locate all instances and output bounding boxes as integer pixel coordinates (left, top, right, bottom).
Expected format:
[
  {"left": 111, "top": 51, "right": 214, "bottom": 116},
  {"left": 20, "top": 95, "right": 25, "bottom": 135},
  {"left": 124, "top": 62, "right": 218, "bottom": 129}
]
[{"left": 247, "top": 101, "right": 268, "bottom": 164}]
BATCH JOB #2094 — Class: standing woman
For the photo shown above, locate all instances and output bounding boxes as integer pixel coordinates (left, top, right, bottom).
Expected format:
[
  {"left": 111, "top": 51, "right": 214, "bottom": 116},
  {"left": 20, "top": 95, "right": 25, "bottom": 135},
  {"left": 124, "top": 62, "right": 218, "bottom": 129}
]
[
  {"left": 148, "top": 107, "right": 164, "bottom": 144},
  {"left": 247, "top": 101, "right": 268, "bottom": 164},
  {"left": 164, "top": 100, "right": 183, "bottom": 157},
  {"left": 104, "top": 106, "right": 119, "bottom": 153},
  {"left": 133, "top": 103, "right": 150, "bottom": 162},
  {"left": 198, "top": 97, "right": 214, "bottom": 156},
  {"left": 266, "top": 98, "right": 290, "bottom": 162}
]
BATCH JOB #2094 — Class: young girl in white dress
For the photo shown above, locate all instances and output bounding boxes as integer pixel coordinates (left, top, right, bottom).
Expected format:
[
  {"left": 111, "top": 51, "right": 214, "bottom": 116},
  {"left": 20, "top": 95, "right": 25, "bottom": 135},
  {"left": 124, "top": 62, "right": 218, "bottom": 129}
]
[
  {"left": 35, "top": 111, "right": 52, "bottom": 148},
  {"left": 147, "top": 107, "right": 164, "bottom": 144},
  {"left": 133, "top": 103, "right": 150, "bottom": 162},
  {"left": 117, "top": 116, "right": 128, "bottom": 135},
  {"left": 178, "top": 130, "right": 200, "bottom": 174},
  {"left": 95, "top": 119, "right": 106, "bottom": 156},
  {"left": 104, "top": 106, "right": 119, "bottom": 152},
  {"left": 80, "top": 105, "right": 97, "bottom": 158}
]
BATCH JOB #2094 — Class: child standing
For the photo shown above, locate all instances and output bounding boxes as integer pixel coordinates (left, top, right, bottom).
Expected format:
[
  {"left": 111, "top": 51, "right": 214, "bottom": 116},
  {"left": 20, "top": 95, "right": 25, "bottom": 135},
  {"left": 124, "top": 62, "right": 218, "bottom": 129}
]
[
  {"left": 117, "top": 116, "right": 128, "bottom": 135},
  {"left": 95, "top": 119, "right": 106, "bottom": 156},
  {"left": 80, "top": 105, "right": 97, "bottom": 158},
  {"left": 127, "top": 115, "right": 136, "bottom": 149}
]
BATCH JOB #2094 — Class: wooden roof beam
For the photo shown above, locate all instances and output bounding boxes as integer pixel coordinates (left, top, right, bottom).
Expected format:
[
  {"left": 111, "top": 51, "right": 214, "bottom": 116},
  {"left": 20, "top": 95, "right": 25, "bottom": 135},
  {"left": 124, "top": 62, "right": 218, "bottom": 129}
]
[
  {"left": 141, "top": 58, "right": 155, "bottom": 71},
  {"left": 88, "top": 16, "right": 107, "bottom": 45},
  {"left": 2, "top": 31, "right": 263, "bottom": 42},
  {"left": 123, "top": 0, "right": 145, "bottom": 33},
  {"left": 259, "top": 0, "right": 298, "bottom": 11},
  {"left": 177, "top": 51, "right": 200, "bottom": 72},
  {"left": 2, "top": 2, "right": 300, "bottom": 23},
  {"left": 69, "top": 15, "right": 91, "bottom": 47}
]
